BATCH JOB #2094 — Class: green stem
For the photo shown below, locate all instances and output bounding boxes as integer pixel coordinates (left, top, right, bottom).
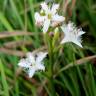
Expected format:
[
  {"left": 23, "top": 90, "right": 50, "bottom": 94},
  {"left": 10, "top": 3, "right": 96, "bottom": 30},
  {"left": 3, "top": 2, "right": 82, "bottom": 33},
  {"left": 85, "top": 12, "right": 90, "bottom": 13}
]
[
  {"left": 45, "top": 33, "right": 56, "bottom": 96},
  {"left": 53, "top": 44, "right": 63, "bottom": 53},
  {"left": 49, "top": 39, "right": 53, "bottom": 76}
]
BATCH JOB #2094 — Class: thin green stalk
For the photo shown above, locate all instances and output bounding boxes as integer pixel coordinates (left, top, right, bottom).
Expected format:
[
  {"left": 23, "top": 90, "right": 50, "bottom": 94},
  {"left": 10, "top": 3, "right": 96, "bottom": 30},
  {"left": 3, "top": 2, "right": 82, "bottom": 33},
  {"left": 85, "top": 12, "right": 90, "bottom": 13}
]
[
  {"left": 59, "top": 73, "right": 75, "bottom": 96},
  {"left": 76, "top": 67, "right": 89, "bottom": 96},
  {"left": 0, "top": 59, "right": 9, "bottom": 96},
  {"left": 49, "top": 39, "right": 53, "bottom": 76},
  {"left": 87, "top": 64, "right": 96, "bottom": 96}
]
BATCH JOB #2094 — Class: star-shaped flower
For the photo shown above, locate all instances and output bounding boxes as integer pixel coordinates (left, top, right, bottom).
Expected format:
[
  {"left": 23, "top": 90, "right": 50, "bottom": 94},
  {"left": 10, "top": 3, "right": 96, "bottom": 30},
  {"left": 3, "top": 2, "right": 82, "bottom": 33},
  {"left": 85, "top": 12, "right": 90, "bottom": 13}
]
[
  {"left": 18, "top": 52, "right": 47, "bottom": 78},
  {"left": 61, "top": 22, "right": 85, "bottom": 47},
  {"left": 35, "top": 2, "right": 65, "bottom": 33}
]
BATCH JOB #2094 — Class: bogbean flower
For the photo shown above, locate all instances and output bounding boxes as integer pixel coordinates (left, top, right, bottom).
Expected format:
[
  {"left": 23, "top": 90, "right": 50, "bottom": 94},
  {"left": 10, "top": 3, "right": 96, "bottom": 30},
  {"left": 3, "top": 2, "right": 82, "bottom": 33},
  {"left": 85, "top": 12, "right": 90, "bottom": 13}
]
[
  {"left": 35, "top": 2, "right": 65, "bottom": 33},
  {"left": 18, "top": 52, "right": 47, "bottom": 78},
  {"left": 61, "top": 22, "right": 85, "bottom": 47}
]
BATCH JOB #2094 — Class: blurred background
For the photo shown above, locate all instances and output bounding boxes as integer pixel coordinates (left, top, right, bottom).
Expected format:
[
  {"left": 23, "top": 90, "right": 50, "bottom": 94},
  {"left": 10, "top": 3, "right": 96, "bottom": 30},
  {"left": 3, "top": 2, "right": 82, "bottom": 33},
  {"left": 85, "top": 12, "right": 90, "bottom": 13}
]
[{"left": 0, "top": 0, "right": 96, "bottom": 96}]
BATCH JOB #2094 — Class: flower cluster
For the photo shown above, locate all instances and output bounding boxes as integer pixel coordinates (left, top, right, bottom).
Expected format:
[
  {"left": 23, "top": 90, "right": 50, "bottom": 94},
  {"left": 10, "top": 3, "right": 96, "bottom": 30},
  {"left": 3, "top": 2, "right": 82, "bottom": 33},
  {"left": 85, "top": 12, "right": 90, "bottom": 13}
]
[
  {"left": 18, "top": 2, "right": 85, "bottom": 78},
  {"left": 35, "top": 2, "right": 85, "bottom": 47},
  {"left": 35, "top": 2, "right": 65, "bottom": 33}
]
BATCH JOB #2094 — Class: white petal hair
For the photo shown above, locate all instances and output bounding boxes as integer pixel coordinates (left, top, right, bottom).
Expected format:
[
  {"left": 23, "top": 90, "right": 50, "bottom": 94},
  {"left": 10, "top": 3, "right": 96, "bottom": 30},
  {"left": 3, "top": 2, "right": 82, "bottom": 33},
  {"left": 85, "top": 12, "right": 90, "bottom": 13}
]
[{"left": 61, "top": 21, "right": 85, "bottom": 47}]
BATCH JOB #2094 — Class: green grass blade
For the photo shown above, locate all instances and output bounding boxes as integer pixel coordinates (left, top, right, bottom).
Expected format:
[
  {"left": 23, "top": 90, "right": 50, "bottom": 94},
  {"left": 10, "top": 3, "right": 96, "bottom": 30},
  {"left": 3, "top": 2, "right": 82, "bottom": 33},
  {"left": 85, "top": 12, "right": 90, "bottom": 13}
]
[
  {"left": 0, "top": 59, "right": 9, "bottom": 96},
  {"left": 0, "top": 12, "right": 13, "bottom": 31},
  {"left": 9, "top": 0, "right": 24, "bottom": 29}
]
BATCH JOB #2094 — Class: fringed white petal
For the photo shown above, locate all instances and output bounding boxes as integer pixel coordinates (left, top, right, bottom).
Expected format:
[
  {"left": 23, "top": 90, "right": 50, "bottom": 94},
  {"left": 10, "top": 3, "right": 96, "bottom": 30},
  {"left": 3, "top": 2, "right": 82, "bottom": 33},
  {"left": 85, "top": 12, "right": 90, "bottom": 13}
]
[
  {"left": 43, "top": 19, "right": 50, "bottom": 33},
  {"left": 28, "top": 69, "right": 36, "bottom": 78},
  {"left": 51, "top": 4, "right": 59, "bottom": 15},
  {"left": 18, "top": 59, "right": 30, "bottom": 68},
  {"left": 36, "top": 63, "right": 45, "bottom": 71},
  {"left": 34, "top": 12, "right": 45, "bottom": 26},
  {"left": 41, "top": 2, "right": 49, "bottom": 14},
  {"left": 36, "top": 52, "right": 47, "bottom": 63},
  {"left": 52, "top": 14, "right": 65, "bottom": 22},
  {"left": 73, "top": 40, "right": 83, "bottom": 48},
  {"left": 61, "top": 22, "right": 85, "bottom": 47},
  {"left": 26, "top": 52, "right": 35, "bottom": 64}
]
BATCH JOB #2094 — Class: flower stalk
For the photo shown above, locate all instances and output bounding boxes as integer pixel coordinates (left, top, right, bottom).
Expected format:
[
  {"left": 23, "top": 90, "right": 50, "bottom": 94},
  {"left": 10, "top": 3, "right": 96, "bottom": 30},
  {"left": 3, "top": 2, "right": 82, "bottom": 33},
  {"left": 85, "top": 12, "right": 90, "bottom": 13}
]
[{"left": 47, "top": 33, "right": 56, "bottom": 96}]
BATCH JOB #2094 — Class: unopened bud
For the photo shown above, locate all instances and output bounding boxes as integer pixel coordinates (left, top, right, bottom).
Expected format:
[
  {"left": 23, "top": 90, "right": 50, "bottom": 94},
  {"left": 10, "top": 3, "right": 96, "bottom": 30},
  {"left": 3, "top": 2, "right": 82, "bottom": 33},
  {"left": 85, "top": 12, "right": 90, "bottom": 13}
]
[{"left": 49, "top": 32, "right": 54, "bottom": 37}]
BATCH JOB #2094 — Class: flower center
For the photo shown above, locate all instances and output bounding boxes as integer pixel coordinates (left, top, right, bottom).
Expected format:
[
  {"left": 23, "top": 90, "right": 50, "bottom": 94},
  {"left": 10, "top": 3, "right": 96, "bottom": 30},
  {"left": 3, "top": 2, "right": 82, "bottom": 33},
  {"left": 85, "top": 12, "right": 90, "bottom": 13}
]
[
  {"left": 48, "top": 13, "right": 52, "bottom": 19},
  {"left": 30, "top": 63, "right": 35, "bottom": 67},
  {"left": 40, "top": 10, "right": 46, "bottom": 16}
]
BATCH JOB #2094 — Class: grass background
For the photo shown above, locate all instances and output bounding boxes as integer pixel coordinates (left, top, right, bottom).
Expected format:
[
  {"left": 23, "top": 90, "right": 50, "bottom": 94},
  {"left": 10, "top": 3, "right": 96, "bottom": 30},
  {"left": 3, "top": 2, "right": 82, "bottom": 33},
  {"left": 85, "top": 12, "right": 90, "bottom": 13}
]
[{"left": 0, "top": 0, "right": 96, "bottom": 96}]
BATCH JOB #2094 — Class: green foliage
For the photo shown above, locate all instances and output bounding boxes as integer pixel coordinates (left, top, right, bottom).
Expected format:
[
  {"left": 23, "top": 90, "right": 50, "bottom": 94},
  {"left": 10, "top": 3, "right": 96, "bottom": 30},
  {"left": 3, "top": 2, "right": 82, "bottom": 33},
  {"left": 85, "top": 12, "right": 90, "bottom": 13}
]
[{"left": 0, "top": 0, "right": 96, "bottom": 96}]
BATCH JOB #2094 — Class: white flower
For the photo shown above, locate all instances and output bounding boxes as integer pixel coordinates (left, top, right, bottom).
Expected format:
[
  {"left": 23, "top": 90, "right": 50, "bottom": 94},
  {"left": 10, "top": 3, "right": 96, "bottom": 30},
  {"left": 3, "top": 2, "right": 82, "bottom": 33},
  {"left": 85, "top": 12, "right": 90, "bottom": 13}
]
[
  {"left": 61, "top": 22, "right": 85, "bottom": 47},
  {"left": 35, "top": 2, "right": 65, "bottom": 33},
  {"left": 18, "top": 52, "right": 47, "bottom": 78}
]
